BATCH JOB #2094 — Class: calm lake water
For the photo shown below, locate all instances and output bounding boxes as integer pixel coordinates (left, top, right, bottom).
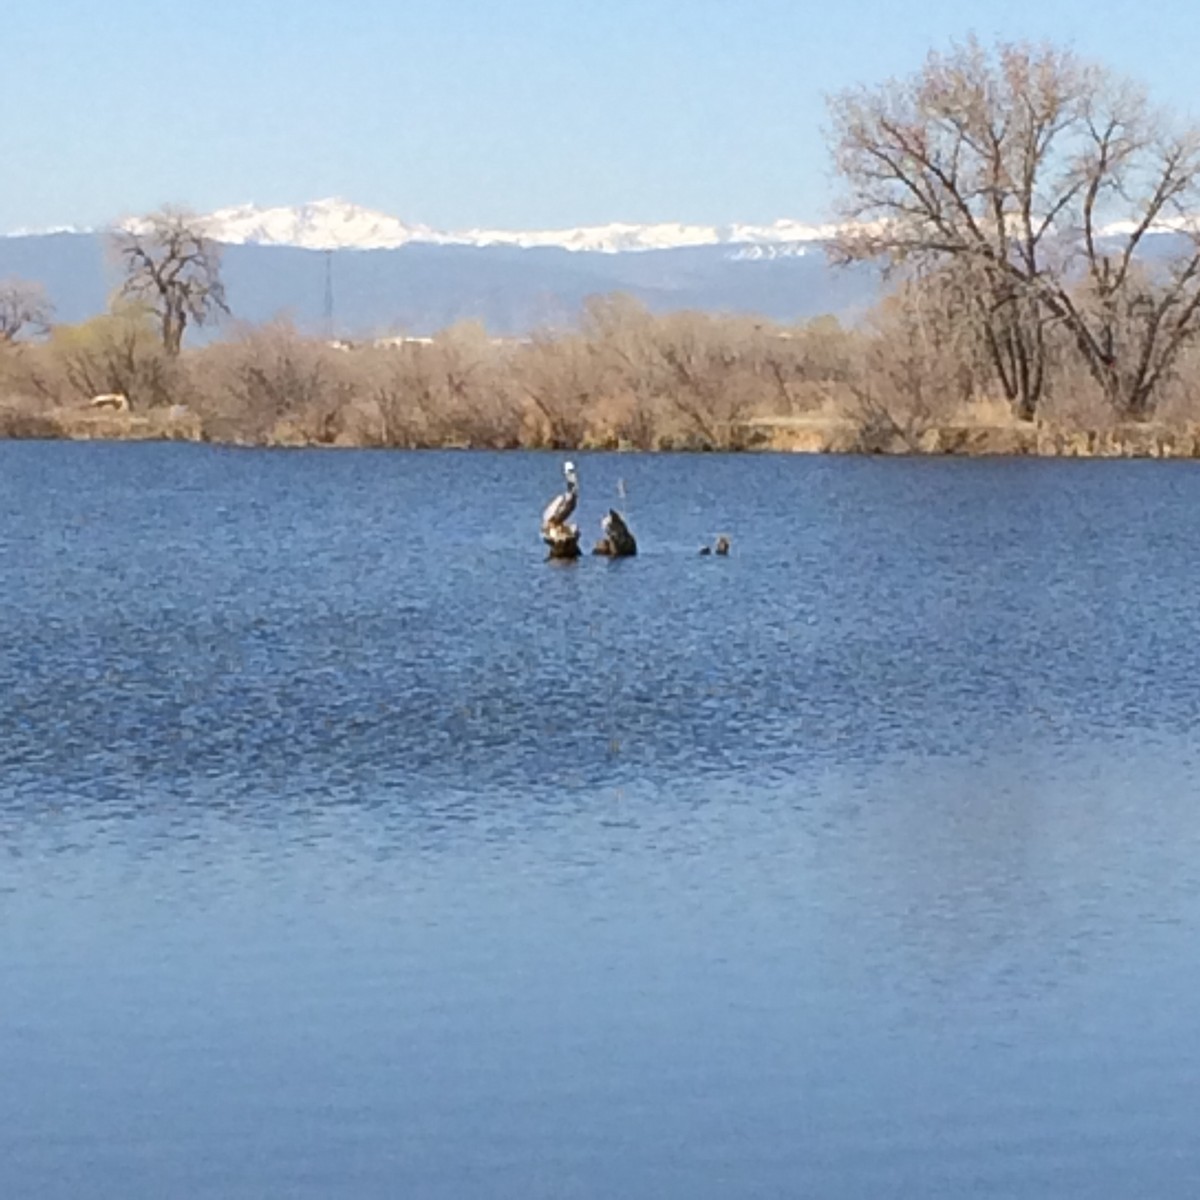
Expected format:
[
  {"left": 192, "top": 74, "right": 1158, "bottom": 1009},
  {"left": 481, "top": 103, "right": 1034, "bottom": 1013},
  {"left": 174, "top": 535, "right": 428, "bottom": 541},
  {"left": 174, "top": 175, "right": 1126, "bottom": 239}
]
[{"left": 3, "top": 442, "right": 1200, "bottom": 1199}]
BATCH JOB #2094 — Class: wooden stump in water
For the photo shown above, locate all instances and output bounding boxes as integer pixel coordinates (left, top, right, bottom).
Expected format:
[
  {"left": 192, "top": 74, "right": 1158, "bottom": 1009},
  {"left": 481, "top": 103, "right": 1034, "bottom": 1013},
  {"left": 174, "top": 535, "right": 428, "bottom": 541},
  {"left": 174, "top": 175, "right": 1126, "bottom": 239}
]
[
  {"left": 543, "top": 522, "right": 582, "bottom": 560},
  {"left": 592, "top": 509, "right": 637, "bottom": 557}
]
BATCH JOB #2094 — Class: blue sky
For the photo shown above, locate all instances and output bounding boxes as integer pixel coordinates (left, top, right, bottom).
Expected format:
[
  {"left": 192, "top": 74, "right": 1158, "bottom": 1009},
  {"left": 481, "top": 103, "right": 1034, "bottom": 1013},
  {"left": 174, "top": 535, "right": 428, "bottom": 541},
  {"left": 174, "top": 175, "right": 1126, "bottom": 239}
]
[{"left": 4, "top": 0, "right": 1200, "bottom": 233}]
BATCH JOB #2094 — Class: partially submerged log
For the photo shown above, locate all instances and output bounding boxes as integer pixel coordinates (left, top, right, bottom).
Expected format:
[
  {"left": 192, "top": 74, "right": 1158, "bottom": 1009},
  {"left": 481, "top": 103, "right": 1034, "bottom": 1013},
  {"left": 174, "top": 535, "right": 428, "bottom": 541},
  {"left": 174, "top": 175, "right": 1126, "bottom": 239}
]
[
  {"left": 543, "top": 521, "right": 581, "bottom": 560},
  {"left": 593, "top": 509, "right": 637, "bottom": 557}
]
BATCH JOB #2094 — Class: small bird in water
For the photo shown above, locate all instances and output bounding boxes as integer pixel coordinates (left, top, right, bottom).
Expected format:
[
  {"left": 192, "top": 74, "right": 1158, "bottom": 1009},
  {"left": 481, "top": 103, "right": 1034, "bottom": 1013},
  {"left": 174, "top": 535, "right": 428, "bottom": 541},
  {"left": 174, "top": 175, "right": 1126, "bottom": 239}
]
[{"left": 700, "top": 535, "right": 731, "bottom": 556}]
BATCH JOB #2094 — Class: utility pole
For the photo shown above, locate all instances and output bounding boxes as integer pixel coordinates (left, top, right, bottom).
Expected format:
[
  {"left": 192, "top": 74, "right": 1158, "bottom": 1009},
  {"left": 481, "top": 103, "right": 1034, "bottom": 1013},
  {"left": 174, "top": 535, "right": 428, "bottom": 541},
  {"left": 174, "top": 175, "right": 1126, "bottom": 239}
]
[{"left": 323, "top": 249, "right": 335, "bottom": 340}]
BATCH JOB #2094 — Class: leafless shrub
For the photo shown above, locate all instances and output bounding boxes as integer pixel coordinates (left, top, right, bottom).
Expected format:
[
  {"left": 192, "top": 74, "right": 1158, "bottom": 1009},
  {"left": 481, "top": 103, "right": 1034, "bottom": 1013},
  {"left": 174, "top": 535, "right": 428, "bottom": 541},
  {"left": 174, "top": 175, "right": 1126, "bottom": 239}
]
[
  {"left": 840, "top": 275, "right": 977, "bottom": 450},
  {"left": 513, "top": 332, "right": 598, "bottom": 447},
  {"left": 190, "top": 321, "right": 350, "bottom": 442},
  {"left": 39, "top": 309, "right": 177, "bottom": 409}
]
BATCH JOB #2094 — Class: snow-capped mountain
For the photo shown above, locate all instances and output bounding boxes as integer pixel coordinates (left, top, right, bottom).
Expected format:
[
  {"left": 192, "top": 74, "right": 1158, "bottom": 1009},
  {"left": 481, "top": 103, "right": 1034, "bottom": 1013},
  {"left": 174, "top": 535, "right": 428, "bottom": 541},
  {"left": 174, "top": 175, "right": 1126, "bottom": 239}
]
[
  {"left": 12, "top": 198, "right": 1195, "bottom": 257},
  {"left": 4, "top": 198, "right": 841, "bottom": 254},
  {"left": 9, "top": 198, "right": 1191, "bottom": 340},
  {"left": 180, "top": 201, "right": 1196, "bottom": 254},
  {"left": 184, "top": 198, "right": 837, "bottom": 255},
  {"left": 190, "top": 199, "right": 449, "bottom": 251}
]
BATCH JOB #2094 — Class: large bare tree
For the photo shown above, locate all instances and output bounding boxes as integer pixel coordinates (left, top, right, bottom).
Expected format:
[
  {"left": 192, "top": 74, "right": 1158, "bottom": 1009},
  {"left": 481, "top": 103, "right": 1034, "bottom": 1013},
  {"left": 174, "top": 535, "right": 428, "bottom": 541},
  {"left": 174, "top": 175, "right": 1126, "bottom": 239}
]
[
  {"left": 110, "top": 207, "right": 230, "bottom": 355},
  {"left": 829, "top": 38, "right": 1200, "bottom": 420},
  {"left": 0, "top": 277, "right": 54, "bottom": 343}
]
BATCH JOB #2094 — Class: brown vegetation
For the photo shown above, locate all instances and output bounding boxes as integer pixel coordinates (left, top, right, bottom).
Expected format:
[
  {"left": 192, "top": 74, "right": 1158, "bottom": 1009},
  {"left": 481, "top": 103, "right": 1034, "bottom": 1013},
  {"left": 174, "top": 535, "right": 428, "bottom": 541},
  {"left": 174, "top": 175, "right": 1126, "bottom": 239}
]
[{"left": 5, "top": 286, "right": 1200, "bottom": 455}]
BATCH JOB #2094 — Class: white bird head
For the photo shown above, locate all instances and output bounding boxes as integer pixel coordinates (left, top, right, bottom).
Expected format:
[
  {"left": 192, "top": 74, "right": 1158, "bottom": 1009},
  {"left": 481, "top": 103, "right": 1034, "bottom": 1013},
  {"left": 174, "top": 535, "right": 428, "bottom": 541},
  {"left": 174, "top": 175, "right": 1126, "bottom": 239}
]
[{"left": 563, "top": 461, "right": 578, "bottom": 485}]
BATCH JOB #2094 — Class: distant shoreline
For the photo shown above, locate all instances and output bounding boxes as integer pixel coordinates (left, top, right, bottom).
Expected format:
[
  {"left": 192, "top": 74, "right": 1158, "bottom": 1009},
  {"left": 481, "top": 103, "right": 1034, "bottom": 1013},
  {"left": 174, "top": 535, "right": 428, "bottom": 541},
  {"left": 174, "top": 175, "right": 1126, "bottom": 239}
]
[{"left": 2, "top": 407, "right": 1198, "bottom": 459}]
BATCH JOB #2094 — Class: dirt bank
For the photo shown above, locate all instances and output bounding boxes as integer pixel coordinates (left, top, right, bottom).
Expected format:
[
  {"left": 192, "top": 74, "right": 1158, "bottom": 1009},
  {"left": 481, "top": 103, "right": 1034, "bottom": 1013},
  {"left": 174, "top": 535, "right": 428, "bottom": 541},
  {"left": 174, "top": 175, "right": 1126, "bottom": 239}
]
[{"left": 5, "top": 401, "right": 1200, "bottom": 459}]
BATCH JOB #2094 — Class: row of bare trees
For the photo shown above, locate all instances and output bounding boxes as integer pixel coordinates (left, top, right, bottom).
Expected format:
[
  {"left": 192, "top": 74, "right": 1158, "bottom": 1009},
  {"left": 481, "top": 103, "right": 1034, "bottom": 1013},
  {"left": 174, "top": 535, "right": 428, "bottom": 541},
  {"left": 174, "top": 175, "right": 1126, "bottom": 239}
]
[
  {"left": 0, "top": 301, "right": 857, "bottom": 448},
  {"left": 7, "top": 282, "right": 1200, "bottom": 450}
]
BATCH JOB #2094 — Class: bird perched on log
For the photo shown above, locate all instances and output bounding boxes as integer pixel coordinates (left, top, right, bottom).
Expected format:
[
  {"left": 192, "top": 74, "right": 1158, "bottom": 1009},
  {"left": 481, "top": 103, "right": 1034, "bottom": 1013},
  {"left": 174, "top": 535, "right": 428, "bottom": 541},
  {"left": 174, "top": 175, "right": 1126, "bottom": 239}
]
[
  {"left": 541, "top": 460, "right": 581, "bottom": 559},
  {"left": 542, "top": 460, "right": 578, "bottom": 530}
]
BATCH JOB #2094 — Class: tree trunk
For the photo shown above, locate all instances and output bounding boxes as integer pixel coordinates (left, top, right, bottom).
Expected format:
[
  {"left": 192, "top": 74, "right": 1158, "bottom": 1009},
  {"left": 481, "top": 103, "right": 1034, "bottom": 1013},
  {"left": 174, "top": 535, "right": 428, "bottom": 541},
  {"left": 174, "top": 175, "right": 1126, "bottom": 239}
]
[{"left": 543, "top": 522, "right": 581, "bottom": 560}]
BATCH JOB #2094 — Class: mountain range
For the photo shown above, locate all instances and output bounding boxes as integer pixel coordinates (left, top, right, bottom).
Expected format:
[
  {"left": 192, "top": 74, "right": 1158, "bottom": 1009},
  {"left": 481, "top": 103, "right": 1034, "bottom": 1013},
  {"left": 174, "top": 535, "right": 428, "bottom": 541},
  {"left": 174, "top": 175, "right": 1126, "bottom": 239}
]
[
  {"left": 12, "top": 198, "right": 1178, "bottom": 339},
  {"left": 0, "top": 199, "right": 886, "bottom": 339},
  {"left": 32, "top": 197, "right": 843, "bottom": 255},
  {"left": 0, "top": 199, "right": 883, "bottom": 336}
]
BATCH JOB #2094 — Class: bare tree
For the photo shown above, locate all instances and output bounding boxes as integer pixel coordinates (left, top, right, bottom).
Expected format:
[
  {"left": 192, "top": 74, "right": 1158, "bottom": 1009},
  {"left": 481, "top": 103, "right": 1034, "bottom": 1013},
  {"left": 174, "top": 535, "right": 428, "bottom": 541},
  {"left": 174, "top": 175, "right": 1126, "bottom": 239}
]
[
  {"left": 0, "top": 278, "right": 54, "bottom": 343},
  {"left": 829, "top": 37, "right": 1200, "bottom": 420},
  {"left": 110, "top": 207, "right": 230, "bottom": 355}
]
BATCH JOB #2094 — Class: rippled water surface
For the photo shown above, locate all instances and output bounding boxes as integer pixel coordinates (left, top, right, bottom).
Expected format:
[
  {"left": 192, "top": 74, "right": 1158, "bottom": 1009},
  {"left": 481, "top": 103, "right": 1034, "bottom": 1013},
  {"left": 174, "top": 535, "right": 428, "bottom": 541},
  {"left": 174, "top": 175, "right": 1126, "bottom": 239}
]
[{"left": 3, "top": 442, "right": 1200, "bottom": 1198}]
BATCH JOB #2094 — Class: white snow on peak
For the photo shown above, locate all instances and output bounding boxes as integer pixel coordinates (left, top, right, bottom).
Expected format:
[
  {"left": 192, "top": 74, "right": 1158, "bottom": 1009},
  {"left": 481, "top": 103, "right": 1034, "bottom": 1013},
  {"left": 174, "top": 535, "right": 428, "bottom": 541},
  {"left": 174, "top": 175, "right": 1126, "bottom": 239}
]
[
  {"left": 725, "top": 219, "right": 841, "bottom": 245},
  {"left": 454, "top": 221, "right": 724, "bottom": 253},
  {"left": 176, "top": 198, "right": 837, "bottom": 254},
  {"left": 1097, "top": 215, "right": 1199, "bottom": 238},
  {"left": 190, "top": 198, "right": 451, "bottom": 250},
  {"left": 10, "top": 201, "right": 1197, "bottom": 253},
  {"left": 728, "top": 243, "right": 814, "bottom": 261},
  {"left": 1, "top": 223, "right": 85, "bottom": 238},
  {"left": 5, "top": 199, "right": 842, "bottom": 252}
]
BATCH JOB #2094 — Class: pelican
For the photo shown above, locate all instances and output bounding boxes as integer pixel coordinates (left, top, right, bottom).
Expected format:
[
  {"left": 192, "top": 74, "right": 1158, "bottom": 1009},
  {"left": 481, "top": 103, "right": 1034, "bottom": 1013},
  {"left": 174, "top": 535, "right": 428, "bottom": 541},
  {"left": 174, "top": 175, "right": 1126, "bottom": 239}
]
[{"left": 542, "top": 460, "right": 579, "bottom": 531}]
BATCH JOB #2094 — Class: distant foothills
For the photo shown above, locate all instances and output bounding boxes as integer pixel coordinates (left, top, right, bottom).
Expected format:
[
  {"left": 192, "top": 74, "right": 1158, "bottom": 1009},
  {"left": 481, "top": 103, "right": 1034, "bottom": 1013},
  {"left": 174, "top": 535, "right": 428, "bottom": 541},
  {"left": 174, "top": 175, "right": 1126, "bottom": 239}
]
[{"left": 7, "top": 38, "right": 1200, "bottom": 457}]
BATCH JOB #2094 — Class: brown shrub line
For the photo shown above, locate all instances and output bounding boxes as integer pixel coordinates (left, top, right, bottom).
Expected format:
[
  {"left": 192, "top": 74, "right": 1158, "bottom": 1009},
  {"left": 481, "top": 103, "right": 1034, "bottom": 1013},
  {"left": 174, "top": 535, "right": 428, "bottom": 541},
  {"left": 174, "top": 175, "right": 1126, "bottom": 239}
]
[{"left": 6, "top": 294, "right": 1200, "bottom": 456}]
